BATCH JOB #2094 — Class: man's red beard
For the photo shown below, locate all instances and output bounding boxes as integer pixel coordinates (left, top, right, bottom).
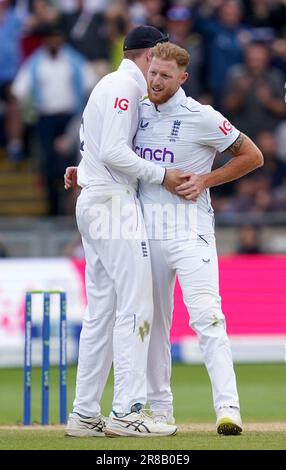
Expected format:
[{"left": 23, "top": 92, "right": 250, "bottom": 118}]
[{"left": 147, "top": 85, "right": 175, "bottom": 105}]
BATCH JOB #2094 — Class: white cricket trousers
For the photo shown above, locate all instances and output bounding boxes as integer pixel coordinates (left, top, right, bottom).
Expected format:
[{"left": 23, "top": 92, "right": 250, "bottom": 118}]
[
  {"left": 147, "top": 234, "right": 240, "bottom": 415},
  {"left": 74, "top": 187, "right": 153, "bottom": 415}
]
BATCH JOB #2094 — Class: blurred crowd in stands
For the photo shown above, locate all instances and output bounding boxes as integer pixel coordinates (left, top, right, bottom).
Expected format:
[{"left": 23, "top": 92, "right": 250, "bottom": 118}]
[{"left": 1, "top": 0, "right": 286, "bottom": 217}]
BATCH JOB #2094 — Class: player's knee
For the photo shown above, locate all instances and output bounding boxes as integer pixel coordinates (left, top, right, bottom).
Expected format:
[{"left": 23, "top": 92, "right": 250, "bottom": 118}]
[
  {"left": 185, "top": 292, "right": 221, "bottom": 317},
  {"left": 190, "top": 308, "right": 226, "bottom": 339}
]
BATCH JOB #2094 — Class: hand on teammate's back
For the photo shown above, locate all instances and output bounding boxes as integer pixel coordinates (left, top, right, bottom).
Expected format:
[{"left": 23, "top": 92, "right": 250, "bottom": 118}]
[{"left": 64, "top": 166, "right": 78, "bottom": 190}]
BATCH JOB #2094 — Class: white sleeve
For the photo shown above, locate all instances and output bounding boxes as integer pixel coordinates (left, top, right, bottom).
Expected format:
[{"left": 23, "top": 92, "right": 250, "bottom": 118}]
[
  {"left": 11, "top": 63, "right": 32, "bottom": 103},
  {"left": 99, "top": 78, "right": 165, "bottom": 184},
  {"left": 197, "top": 106, "right": 240, "bottom": 152}
]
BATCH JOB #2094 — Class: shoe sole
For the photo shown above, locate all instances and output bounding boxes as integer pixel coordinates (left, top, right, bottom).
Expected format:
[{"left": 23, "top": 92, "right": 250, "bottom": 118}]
[
  {"left": 65, "top": 429, "right": 106, "bottom": 438},
  {"left": 217, "top": 420, "right": 242, "bottom": 436},
  {"left": 105, "top": 427, "right": 177, "bottom": 438}
]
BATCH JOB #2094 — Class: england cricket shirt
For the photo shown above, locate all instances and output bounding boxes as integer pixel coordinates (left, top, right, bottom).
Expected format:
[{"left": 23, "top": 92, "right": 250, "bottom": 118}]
[{"left": 135, "top": 87, "right": 240, "bottom": 239}]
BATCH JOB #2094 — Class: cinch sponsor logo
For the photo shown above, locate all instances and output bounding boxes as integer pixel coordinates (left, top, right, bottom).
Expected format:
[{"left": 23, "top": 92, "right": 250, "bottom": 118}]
[{"left": 135, "top": 146, "right": 174, "bottom": 163}]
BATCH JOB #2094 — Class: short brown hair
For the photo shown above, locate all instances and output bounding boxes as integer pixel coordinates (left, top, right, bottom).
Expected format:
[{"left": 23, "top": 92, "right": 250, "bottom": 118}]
[{"left": 151, "top": 42, "right": 190, "bottom": 70}]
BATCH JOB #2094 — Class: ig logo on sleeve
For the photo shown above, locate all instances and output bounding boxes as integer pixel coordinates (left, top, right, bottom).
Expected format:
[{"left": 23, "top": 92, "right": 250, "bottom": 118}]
[
  {"left": 114, "top": 97, "right": 129, "bottom": 111},
  {"left": 219, "top": 120, "right": 232, "bottom": 135}
]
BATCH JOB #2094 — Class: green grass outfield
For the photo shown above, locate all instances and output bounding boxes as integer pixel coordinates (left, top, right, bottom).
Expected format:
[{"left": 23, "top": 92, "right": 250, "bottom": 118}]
[{"left": 0, "top": 363, "right": 286, "bottom": 450}]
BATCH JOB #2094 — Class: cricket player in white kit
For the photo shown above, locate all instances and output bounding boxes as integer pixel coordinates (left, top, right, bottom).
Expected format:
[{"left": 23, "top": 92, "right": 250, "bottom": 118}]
[
  {"left": 65, "top": 27, "right": 181, "bottom": 438},
  {"left": 135, "top": 43, "right": 263, "bottom": 435},
  {"left": 64, "top": 41, "right": 263, "bottom": 436}
]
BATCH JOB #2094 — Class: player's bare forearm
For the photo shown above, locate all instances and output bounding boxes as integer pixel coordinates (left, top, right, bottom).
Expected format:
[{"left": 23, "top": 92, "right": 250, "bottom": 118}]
[
  {"left": 175, "top": 133, "right": 263, "bottom": 201},
  {"left": 201, "top": 133, "right": 263, "bottom": 190}
]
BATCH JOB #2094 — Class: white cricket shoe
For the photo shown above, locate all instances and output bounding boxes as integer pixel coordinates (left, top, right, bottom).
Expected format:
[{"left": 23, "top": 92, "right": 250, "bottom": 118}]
[
  {"left": 216, "top": 406, "right": 243, "bottom": 435},
  {"left": 152, "top": 409, "right": 176, "bottom": 425},
  {"left": 65, "top": 412, "right": 106, "bottom": 437},
  {"left": 105, "top": 409, "right": 177, "bottom": 438}
]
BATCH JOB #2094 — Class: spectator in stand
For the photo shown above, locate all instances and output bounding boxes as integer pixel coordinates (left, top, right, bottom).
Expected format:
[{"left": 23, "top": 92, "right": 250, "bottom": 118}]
[
  {"left": 236, "top": 224, "right": 263, "bottom": 254},
  {"left": 273, "top": 176, "right": 286, "bottom": 211},
  {"left": 129, "top": 0, "right": 166, "bottom": 31},
  {"left": 59, "top": 0, "right": 111, "bottom": 79},
  {"left": 54, "top": 114, "right": 82, "bottom": 214},
  {"left": 268, "top": 0, "right": 286, "bottom": 37},
  {"left": 271, "top": 37, "right": 286, "bottom": 79},
  {"left": 166, "top": 6, "right": 203, "bottom": 99},
  {"left": 252, "top": 186, "right": 273, "bottom": 215},
  {"left": 0, "top": 0, "right": 25, "bottom": 161},
  {"left": 21, "top": 0, "right": 60, "bottom": 58},
  {"left": 218, "top": 171, "right": 275, "bottom": 217},
  {"left": 276, "top": 121, "right": 286, "bottom": 164},
  {"left": 224, "top": 42, "right": 286, "bottom": 139},
  {"left": 255, "top": 131, "right": 286, "bottom": 188},
  {"left": 12, "top": 21, "right": 97, "bottom": 214},
  {"left": 196, "top": 0, "right": 251, "bottom": 105},
  {"left": 227, "top": 177, "right": 258, "bottom": 214},
  {"left": 105, "top": 4, "right": 129, "bottom": 70},
  {"left": 244, "top": 0, "right": 271, "bottom": 28}
]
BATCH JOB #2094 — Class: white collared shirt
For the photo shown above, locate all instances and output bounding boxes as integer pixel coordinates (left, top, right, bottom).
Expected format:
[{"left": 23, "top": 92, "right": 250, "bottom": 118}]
[
  {"left": 135, "top": 88, "right": 240, "bottom": 238},
  {"left": 12, "top": 48, "right": 95, "bottom": 114},
  {"left": 77, "top": 59, "right": 165, "bottom": 191}
]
